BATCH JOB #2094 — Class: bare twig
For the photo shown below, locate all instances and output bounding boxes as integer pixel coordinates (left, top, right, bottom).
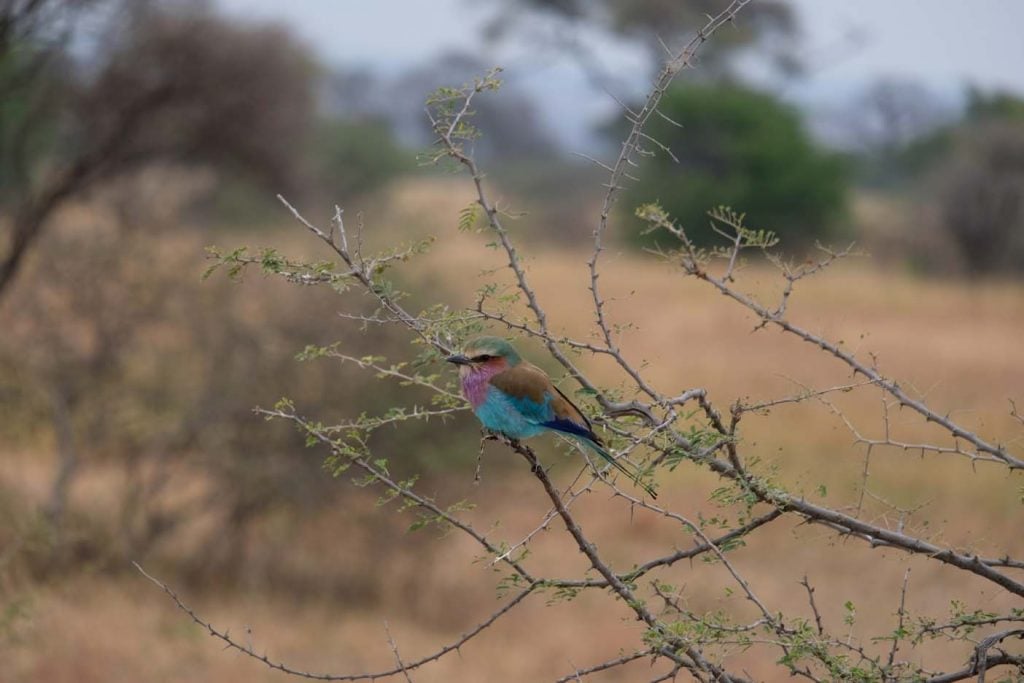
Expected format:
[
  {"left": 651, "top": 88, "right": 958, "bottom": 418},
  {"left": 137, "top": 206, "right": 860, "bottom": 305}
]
[
  {"left": 383, "top": 621, "right": 414, "bottom": 683},
  {"left": 800, "top": 576, "right": 825, "bottom": 637},
  {"left": 554, "top": 649, "right": 653, "bottom": 683},
  {"left": 135, "top": 561, "right": 536, "bottom": 682},
  {"left": 884, "top": 569, "right": 911, "bottom": 677}
]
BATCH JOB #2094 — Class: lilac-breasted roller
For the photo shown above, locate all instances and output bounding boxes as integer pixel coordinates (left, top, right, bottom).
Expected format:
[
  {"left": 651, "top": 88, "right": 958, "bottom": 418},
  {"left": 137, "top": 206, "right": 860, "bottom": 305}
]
[{"left": 447, "top": 336, "right": 656, "bottom": 498}]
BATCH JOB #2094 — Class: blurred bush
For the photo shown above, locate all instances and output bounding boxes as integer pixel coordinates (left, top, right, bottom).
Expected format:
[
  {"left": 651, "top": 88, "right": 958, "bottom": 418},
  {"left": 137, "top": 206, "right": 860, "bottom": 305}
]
[
  {"left": 312, "top": 118, "right": 412, "bottom": 201},
  {"left": 488, "top": 159, "right": 607, "bottom": 245},
  {"left": 0, "top": 1, "right": 441, "bottom": 592},
  {"left": 201, "top": 118, "right": 413, "bottom": 228},
  {"left": 909, "top": 91, "right": 1024, "bottom": 275},
  {"left": 613, "top": 83, "right": 848, "bottom": 249},
  {"left": 932, "top": 122, "right": 1024, "bottom": 275},
  {"left": 859, "top": 89, "right": 1024, "bottom": 276},
  {"left": 892, "top": 89, "right": 1024, "bottom": 183},
  {"left": 843, "top": 78, "right": 956, "bottom": 189},
  {"left": 0, "top": 168, "right": 464, "bottom": 588}
]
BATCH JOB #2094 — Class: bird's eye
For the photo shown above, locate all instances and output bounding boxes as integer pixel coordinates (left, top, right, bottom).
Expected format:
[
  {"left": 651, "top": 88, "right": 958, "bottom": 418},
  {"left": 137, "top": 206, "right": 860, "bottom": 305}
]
[{"left": 471, "top": 354, "right": 492, "bottom": 362}]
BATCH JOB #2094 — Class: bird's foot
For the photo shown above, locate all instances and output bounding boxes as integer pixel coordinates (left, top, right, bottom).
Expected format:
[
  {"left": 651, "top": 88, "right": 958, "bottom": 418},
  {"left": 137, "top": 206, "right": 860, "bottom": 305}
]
[{"left": 508, "top": 440, "right": 543, "bottom": 473}]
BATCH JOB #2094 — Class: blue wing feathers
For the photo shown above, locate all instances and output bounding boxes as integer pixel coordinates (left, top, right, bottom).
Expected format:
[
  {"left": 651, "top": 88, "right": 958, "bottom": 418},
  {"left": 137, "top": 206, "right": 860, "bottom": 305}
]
[
  {"left": 541, "top": 417, "right": 597, "bottom": 441},
  {"left": 479, "top": 372, "right": 658, "bottom": 498}
]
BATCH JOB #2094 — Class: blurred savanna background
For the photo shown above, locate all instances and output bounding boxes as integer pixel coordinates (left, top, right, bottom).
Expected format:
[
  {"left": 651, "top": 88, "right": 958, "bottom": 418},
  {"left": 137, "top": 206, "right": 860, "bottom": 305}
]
[{"left": 1, "top": 1, "right": 1022, "bottom": 681}]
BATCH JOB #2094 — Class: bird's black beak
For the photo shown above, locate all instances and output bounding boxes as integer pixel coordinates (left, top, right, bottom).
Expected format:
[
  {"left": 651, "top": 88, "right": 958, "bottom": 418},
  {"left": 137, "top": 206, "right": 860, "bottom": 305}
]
[{"left": 446, "top": 354, "right": 471, "bottom": 366}]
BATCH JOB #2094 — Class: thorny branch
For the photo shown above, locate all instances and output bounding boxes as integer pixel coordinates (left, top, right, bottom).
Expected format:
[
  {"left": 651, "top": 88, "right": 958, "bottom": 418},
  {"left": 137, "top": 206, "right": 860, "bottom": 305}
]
[
  {"left": 508, "top": 438, "right": 748, "bottom": 683},
  {"left": 644, "top": 203, "right": 1024, "bottom": 470},
  {"left": 924, "top": 629, "right": 1024, "bottom": 683},
  {"left": 382, "top": 621, "right": 414, "bottom": 683},
  {"left": 587, "top": 0, "right": 753, "bottom": 412},
  {"left": 553, "top": 648, "right": 653, "bottom": 683}
]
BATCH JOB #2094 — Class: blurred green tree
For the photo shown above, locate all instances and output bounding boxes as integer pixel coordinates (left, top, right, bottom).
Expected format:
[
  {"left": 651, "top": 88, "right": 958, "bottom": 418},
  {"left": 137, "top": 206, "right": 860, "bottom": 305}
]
[{"left": 615, "top": 82, "right": 847, "bottom": 248}]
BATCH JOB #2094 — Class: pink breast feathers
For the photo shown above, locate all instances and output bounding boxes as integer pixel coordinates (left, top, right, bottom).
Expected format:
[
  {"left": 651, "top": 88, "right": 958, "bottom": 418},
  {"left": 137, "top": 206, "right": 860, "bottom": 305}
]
[{"left": 461, "top": 364, "right": 502, "bottom": 408}]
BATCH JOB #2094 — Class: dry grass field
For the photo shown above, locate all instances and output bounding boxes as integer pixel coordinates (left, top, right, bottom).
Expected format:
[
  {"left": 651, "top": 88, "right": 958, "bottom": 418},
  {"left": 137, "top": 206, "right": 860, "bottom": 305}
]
[{"left": 3, "top": 178, "right": 1023, "bottom": 682}]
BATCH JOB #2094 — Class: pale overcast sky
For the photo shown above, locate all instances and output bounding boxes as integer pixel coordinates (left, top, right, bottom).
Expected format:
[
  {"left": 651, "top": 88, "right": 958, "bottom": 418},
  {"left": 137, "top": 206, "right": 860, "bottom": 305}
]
[
  {"left": 215, "top": 1, "right": 1024, "bottom": 87},
  {"left": 215, "top": 0, "right": 1024, "bottom": 149},
  {"left": 787, "top": 0, "right": 1024, "bottom": 93}
]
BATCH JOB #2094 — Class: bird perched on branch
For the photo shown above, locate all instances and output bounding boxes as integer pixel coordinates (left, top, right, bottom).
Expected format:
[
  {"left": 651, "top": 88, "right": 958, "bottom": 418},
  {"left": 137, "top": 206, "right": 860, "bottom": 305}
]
[{"left": 447, "top": 336, "right": 656, "bottom": 498}]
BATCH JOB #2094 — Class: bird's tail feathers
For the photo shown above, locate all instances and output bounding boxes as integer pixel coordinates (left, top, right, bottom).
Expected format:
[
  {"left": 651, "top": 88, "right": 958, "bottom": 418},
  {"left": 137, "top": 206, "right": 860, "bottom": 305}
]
[{"left": 576, "top": 436, "right": 657, "bottom": 499}]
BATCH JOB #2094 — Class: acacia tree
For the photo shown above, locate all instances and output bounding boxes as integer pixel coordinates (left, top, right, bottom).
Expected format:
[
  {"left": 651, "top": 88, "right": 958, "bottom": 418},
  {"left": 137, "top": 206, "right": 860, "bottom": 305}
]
[
  {"left": 143, "top": 3, "right": 1023, "bottom": 681},
  {"left": 484, "top": 0, "right": 796, "bottom": 83},
  {"left": 0, "top": 0, "right": 314, "bottom": 301}
]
